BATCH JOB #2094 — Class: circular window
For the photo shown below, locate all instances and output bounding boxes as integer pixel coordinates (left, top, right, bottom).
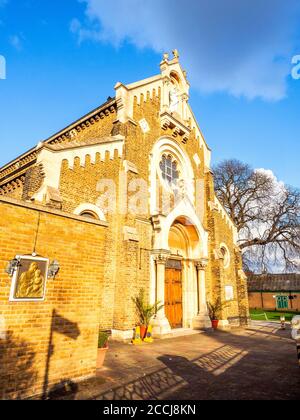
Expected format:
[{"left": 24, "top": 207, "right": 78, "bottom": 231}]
[
  {"left": 220, "top": 245, "right": 230, "bottom": 269},
  {"left": 159, "top": 154, "right": 180, "bottom": 187}
]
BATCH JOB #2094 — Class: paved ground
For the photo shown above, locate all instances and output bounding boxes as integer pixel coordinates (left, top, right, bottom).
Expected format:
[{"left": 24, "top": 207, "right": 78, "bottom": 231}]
[{"left": 50, "top": 322, "right": 300, "bottom": 400}]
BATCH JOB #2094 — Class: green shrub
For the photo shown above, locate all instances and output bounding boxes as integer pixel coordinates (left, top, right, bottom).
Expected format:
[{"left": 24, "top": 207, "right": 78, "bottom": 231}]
[{"left": 98, "top": 331, "right": 109, "bottom": 349}]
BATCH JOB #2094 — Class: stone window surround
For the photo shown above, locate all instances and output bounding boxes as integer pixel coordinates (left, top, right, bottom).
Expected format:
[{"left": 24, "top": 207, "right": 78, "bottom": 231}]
[
  {"left": 74, "top": 203, "right": 106, "bottom": 222},
  {"left": 150, "top": 136, "right": 195, "bottom": 215},
  {"left": 220, "top": 242, "right": 231, "bottom": 269}
]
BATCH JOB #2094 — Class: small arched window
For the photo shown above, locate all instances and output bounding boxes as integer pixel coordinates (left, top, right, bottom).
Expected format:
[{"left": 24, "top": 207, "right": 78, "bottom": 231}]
[
  {"left": 220, "top": 245, "right": 230, "bottom": 269},
  {"left": 80, "top": 211, "right": 98, "bottom": 220},
  {"left": 74, "top": 203, "right": 106, "bottom": 221},
  {"left": 170, "top": 71, "right": 181, "bottom": 87},
  {"left": 159, "top": 155, "right": 179, "bottom": 186}
]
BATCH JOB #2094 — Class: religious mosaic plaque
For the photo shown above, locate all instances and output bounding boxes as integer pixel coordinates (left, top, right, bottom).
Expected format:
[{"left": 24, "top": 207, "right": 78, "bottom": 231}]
[{"left": 9, "top": 255, "right": 49, "bottom": 302}]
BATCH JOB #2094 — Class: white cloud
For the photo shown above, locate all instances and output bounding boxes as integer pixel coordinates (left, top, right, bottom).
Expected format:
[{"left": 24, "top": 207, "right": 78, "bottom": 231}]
[
  {"left": 72, "top": 0, "right": 300, "bottom": 101},
  {"left": 255, "top": 168, "right": 286, "bottom": 193}
]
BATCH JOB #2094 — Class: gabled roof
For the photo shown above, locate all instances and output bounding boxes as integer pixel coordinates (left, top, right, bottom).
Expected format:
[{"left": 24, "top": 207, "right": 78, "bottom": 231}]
[{"left": 248, "top": 273, "right": 300, "bottom": 292}]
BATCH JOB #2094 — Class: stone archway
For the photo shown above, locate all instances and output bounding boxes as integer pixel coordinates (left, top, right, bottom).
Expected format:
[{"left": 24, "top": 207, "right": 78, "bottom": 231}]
[
  {"left": 166, "top": 218, "right": 202, "bottom": 329},
  {"left": 152, "top": 216, "right": 210, "bottom": 337}
]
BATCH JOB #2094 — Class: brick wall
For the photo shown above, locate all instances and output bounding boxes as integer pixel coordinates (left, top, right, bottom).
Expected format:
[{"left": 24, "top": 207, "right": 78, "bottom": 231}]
[
  {"left": 249, "top": 292, "right": 300, "bottom": 311},
  {"left": 0, "top": 197, "right": 107, "bottom": 399}
]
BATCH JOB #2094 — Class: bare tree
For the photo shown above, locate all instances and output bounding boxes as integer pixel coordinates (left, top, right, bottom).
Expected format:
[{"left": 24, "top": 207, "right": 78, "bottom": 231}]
[{"left": 213, "top": 159, "right": 300, "bottom": 273}]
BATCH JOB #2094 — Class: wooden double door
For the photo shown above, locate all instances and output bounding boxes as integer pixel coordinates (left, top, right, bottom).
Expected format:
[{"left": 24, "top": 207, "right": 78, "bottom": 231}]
[{"left": 165, "top": 260, "right": 183, "bottom": 329}]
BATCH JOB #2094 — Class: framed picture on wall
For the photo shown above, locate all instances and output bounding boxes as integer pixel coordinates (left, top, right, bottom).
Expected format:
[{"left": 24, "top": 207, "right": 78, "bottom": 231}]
[{"left": 9, "top": 255, "right": 49, "bottom": 302}]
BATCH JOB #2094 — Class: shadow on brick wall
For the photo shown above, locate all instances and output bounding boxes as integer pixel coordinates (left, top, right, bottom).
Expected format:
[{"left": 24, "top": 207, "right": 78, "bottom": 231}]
[
  {"left": 0, "top": 309, "right": 81, "bottom": 400},
  {"left": 0, "top": 331, "right": 38, "bottom": 400},
  {"left": 42, "top": 309, "right": 81, "bottom": 400}
]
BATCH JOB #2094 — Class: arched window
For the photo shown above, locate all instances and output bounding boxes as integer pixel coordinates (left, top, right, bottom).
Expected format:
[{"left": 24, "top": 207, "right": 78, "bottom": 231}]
[
  {"left": 220, "top": 245, "right": 230, "bottom": 269},
  {"left": 74, "top": 203, "right": 106, "bottom": 221},
  {"left": 159, "top": 155, "right": 179, "bottom": 186},
  {"left": 80, "top": 211, "right": 98, "bottom": 220}
]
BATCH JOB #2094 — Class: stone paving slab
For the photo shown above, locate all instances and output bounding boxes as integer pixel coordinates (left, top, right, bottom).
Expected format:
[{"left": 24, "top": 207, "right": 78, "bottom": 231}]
[{"left": 49, "top": 323, "right": 300, "bottom": 400}]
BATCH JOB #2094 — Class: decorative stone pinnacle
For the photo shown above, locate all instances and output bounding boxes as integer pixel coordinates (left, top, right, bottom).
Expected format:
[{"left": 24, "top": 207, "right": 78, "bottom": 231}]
[
  {"left": 163, "top": 52, "right": 169, "bottom": 61},
  {"left": 172, "top": 49, "right": 179, "bottom": 59}
]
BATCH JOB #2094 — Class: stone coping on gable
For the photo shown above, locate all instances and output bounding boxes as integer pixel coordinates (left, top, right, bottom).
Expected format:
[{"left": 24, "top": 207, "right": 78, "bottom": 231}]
[{"left": 0, "top": 196, "right": 109, "bottom": 228}]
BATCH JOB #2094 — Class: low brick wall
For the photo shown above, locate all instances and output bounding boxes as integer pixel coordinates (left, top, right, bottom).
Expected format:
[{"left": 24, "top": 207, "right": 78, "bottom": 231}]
[
  {"left": 0, "top": 197, "right": 108, "bottom": 399},
  {"left": 249, "top": 291, "right": 300, "bottom": 311}
]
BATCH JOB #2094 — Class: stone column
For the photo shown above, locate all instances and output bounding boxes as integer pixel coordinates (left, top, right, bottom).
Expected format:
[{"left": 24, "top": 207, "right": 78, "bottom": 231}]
[
  {"left": 151, "top": 250, "right": 172, "bottom": 337},
  {"left": 193, "top": 258, "right": 211, "bottom": 329}
]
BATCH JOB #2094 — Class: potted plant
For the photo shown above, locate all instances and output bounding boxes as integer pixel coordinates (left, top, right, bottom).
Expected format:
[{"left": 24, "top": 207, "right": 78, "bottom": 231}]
[
  {"left": 132, "top": 289, "right": 164, "bottom": 339},
  {"left": 207, "top": 298, "right": 229, "bottom": 330},
  {"left": 97, "top": 331, "right": 109, "bottom": 369}
]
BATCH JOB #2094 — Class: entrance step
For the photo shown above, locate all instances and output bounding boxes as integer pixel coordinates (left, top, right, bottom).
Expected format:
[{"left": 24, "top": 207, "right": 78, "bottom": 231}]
[{"left": 158, "top": 328, "right": 203, "bottom": 340}]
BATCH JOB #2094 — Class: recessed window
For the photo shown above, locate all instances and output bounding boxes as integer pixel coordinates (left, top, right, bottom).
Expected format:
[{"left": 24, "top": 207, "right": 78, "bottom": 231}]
[
  {"left": 159, "top": 155, "right": 179, "bottom": 186},
  {"left": 220, "top": 245, "right": 230, "bottom": 269},
  {"left": 80, "top": 211, "right": 98, "bottom": 220}
]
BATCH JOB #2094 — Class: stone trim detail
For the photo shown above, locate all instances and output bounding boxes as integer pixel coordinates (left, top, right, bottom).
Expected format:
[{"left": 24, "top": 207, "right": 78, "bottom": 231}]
[
  {"left": 160, "top": 112, "right": 191, "bottom": 144},
  {"left": 123, "top": 226, "right": 139, "bottom": 242},
  {"left": 22, "top": 164, "right": 45, "bottom": 201},
  {"left": 45, "top": 186, "right": 63, "bottom": 210},
  {"left": 0, "top": 176, "right": 25, "bottom": 196},
  {"left": 151, "top": 215, "right": 161, "bottom": 232},
  {"left": 123, "top": 160, "right": 139, "bottom": 175}
]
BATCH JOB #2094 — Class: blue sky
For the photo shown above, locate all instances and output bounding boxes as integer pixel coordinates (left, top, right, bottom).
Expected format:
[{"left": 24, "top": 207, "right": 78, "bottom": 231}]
[{"left": 0, "top": 0, "right": 300, "bottom": 187}]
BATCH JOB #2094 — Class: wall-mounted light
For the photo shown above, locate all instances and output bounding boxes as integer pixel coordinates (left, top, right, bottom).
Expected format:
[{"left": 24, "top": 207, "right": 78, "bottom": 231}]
[
  {"left": 5, "top": 258, "right": 21, "bottom": 277},
  {"left": 47, "top": 260, "right": 60, "bottom": 279}
]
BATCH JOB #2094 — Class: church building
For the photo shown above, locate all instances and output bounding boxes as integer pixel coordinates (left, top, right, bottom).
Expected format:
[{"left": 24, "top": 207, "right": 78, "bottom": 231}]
[{"left": 0, "top": 52, "right": 249, "bottom": 398}]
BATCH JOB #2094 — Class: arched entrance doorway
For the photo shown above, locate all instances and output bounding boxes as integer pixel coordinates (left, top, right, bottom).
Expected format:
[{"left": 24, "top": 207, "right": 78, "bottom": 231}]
[
  {"left": 165, "top": 218, "right": 200, "bottom": 329},
  {"left": 151, "top": 205, "right": 210, "bottom": 337}
]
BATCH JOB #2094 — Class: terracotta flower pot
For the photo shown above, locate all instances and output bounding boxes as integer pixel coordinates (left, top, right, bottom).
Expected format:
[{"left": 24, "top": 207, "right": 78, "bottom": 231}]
[
  {"left": 140, "top": 325, "right": 147, "bottom": 340},
  {"left": 211, "top": 320, "right": 219, "bottom": 330},
  {"left": 97, "top": 347, "right": 108, "bottom": 369}
]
